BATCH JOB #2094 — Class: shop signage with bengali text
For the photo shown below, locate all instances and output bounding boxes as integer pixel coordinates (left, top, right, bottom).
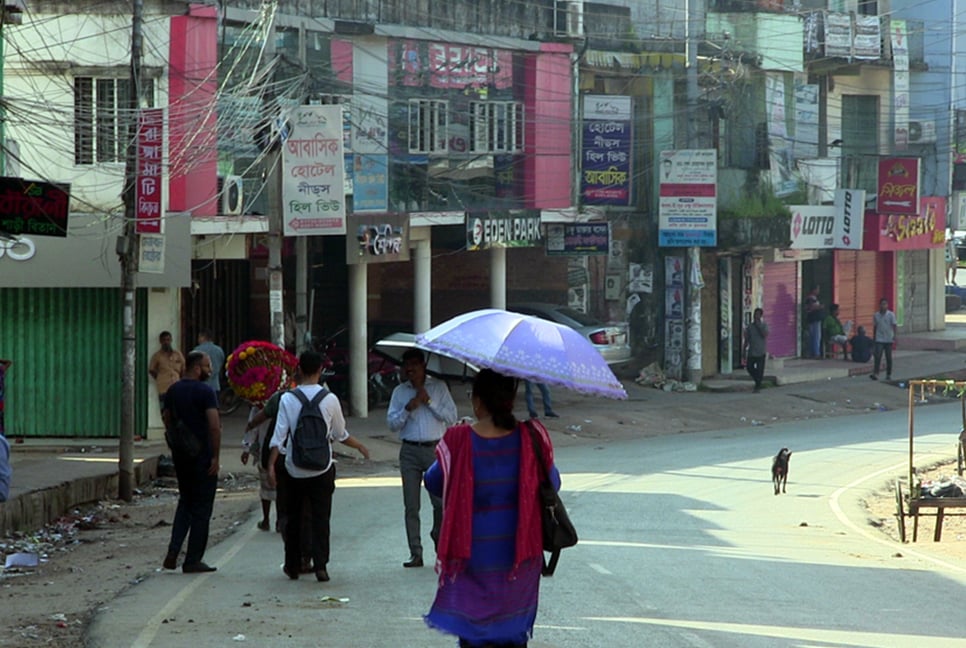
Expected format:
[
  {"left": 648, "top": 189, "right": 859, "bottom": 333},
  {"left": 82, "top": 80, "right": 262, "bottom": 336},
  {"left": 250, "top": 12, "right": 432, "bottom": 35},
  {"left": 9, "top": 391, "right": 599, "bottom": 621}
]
[
  {"left": 0, "top": 177, "right": 70, "bottom": 238},
  {"left": 545, "top": 222, "right": 610, "bottom": 256},
  {"left": 466, "top": 211, "right": 542, "bottom": 251},
  {"left": 282, "top": 105, "right": 346, "bottom": 236},
  {"left": 877, "top": 157, "right": 920, "bottom": 215}
]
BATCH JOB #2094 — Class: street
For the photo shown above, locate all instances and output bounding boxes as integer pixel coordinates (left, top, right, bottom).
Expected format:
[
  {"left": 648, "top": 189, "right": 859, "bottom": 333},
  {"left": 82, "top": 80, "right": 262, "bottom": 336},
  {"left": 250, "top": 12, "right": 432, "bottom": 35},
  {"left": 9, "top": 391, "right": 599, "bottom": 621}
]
[{"left": 85, "top": 401, "right": 966, "bottom": 647}]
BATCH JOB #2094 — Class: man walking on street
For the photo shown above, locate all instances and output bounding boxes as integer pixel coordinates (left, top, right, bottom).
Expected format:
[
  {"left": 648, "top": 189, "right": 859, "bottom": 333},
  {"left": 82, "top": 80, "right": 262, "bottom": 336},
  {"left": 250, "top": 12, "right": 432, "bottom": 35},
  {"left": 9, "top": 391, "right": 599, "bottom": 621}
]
[
  {"left": 193, "top": 330, "right": 225, "bottom": 393},
  {"left": 870, "top": 298, "right": 898, "bottom": 381},
  {"left": 162, "top": 351, "right": 221, "bottom": 573},
  {"left": 150, "top": 331, "right": 186, "bottom": 419},
  {"left": 744, "top": 308, "right": 769, "bottom": 393},
  {"left": 267, "top": 351, "right": 369, "bottom": 582},
  {"left": 387, "top": 349, "right": 458, "bottom": 568}
]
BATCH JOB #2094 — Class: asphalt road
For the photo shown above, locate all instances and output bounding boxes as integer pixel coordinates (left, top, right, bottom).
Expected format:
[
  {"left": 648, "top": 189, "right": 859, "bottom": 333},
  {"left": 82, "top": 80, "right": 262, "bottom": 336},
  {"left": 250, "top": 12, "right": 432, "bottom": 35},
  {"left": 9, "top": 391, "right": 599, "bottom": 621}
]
[{"left": 87, "top": 403, "right": 966, "bottom": 647}]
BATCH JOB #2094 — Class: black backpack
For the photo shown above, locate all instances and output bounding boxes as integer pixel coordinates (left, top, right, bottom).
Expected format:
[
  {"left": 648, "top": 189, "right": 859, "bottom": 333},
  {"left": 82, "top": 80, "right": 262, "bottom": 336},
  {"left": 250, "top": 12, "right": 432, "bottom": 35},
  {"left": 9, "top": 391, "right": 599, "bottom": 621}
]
[{"left": 286, "top": 389, "right": 331, "bottom": 471}]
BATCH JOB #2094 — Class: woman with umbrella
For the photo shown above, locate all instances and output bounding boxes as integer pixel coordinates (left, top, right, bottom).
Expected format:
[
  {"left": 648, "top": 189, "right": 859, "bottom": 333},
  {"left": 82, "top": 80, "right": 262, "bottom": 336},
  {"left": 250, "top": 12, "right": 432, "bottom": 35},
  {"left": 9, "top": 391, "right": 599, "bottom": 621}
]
[{"left": 423, "top": 368, "right": 560, "bottom": 648}]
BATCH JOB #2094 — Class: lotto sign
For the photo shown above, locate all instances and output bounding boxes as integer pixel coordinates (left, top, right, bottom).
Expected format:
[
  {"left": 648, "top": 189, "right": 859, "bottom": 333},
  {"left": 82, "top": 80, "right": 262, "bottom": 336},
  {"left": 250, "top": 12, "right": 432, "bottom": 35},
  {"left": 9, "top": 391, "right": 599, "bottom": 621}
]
[{"left": 136, "top": 109, "right": 164, "bottom": 234}]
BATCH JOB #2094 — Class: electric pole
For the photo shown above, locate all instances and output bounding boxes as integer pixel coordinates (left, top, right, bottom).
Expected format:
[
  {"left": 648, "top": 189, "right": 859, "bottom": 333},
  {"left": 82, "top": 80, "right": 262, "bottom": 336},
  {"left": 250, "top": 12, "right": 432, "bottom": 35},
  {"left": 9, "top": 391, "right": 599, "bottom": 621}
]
[
  {"left": 117, "top": 0, "right": 144, "bottom": 501},
  {"left": 685, "top": 0, "right": 704, "bottom": 385}
]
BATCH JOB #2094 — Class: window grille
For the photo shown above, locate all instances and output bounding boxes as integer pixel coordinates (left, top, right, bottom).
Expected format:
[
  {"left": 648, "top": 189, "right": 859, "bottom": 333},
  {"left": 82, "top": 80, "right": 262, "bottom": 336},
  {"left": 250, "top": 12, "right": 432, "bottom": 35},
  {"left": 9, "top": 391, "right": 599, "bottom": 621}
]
[
  {"left": 74, "top": 76, "right": 155, "bottom": 165},
  {"left": 408, "top": 99, "right": 448, "bottom": 154},
  {"left": 469, "top": 101, "right": 524, "bottom": 153}
]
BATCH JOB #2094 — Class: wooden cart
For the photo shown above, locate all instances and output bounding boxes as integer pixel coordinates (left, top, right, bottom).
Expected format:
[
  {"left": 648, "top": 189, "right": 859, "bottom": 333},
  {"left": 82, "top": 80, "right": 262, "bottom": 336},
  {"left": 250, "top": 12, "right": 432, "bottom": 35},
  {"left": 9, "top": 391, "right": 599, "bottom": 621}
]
[{"left": 895, "top": 380, "right": 966, "bottom": 542}]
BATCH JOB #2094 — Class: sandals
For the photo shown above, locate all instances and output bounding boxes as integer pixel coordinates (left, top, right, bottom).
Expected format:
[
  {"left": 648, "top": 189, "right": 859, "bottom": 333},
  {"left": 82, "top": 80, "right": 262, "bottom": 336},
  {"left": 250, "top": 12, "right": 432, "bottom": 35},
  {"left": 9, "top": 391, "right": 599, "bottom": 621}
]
[{"left": 257, "top": 520, "right": 270, "bottom": 531}]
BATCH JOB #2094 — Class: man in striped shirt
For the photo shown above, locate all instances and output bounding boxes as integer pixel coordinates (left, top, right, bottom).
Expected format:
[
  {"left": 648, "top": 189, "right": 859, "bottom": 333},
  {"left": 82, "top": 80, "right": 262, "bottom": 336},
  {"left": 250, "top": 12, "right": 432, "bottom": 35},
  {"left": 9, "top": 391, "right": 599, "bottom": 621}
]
[{"left": 387, "top": 349, "right": 458, "bottom": 568}]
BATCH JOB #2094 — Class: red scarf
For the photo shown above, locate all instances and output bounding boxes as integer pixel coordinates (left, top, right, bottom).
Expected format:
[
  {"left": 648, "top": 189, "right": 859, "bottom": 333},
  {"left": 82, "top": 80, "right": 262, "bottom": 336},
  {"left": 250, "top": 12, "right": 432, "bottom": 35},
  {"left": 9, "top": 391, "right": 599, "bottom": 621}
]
[{"left": 434, "top": 420, "right": 553, "bottom": 583}]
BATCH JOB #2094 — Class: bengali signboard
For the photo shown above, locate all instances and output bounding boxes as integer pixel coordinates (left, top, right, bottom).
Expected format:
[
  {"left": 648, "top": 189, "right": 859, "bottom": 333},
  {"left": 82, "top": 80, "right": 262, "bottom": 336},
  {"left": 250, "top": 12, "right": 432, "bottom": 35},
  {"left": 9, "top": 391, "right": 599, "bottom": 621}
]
[
  {"left": 865, "top": 196, "right": 945, "bottom": 251},
  {"left": 545, "top": 222, "right": 610, "bottom": 256},
  {"left": 658, "top": 149, "right": 717, "bottom": 247},
  {"left": 0, "top": 177, "right": 70, "bottom": 238},
  {"left": 136, "top": 108, "right": 164, "bottom": 234},
  {"left": 466, "top": 211, "right": 542, "bottom": 251},
  {"left": 346, "top": 213, "right": 410, "bottom": 264},
  {"left": 282, "top": 105, "right": 346, "bottom": 236},
  {"left": 877, "top": 157, "right": 920, "bottom": 215},
  {"left": 581, "top": 95, "right": 632, "bottom": 206}
]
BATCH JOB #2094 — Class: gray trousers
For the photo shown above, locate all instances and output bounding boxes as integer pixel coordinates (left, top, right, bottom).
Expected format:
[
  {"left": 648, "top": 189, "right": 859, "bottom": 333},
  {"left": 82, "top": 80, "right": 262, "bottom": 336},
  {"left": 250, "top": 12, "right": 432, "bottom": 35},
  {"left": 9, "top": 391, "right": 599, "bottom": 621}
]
[{"left": 399, "top": 441, "right": 442, "bottom": 559}]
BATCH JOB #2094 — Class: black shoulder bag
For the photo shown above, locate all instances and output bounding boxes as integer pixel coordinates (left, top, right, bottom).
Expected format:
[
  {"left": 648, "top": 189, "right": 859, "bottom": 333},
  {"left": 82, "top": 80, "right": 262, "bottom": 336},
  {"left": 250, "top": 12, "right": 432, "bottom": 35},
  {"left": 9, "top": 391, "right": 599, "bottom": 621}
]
[{"left": 526, "top": 422, "right": 578, "bottom": 577}]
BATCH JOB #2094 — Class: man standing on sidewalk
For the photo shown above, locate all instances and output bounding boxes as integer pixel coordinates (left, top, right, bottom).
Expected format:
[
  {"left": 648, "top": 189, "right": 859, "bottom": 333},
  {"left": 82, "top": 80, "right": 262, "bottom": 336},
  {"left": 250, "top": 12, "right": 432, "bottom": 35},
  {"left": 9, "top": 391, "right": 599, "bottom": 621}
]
[
  {"left": 149, "top": 331, "right": 186, "bottom": 419},
  {"left": 744, "top": 308, "right": 769, "bottom": 393},
  {"left": 387, "top": 349, "right": 458, "bottom": 568},
  {"left": 162, "top": 351, "right": 221, "bottom": 573},
  {"left": 192, "top": 330, "right": 225, "bottom": 393},
  {"left": 870, "top": 298, "right": 898, "bottom": 381}
]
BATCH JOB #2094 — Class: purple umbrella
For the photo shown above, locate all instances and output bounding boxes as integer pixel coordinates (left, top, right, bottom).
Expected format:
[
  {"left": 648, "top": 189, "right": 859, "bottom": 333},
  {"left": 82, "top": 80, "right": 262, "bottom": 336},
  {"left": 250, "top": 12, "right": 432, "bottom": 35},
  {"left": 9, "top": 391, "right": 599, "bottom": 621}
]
[{"left": 415, "top": 309, "right": 627, "bottom": 399}]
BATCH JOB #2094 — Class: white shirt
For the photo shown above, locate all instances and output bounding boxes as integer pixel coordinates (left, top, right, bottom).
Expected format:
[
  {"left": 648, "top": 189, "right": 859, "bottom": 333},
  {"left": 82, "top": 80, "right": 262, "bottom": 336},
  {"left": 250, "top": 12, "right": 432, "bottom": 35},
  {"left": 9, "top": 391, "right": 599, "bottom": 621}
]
[{"left": 270, "top": 384, "right": 348, "bottom": 478}]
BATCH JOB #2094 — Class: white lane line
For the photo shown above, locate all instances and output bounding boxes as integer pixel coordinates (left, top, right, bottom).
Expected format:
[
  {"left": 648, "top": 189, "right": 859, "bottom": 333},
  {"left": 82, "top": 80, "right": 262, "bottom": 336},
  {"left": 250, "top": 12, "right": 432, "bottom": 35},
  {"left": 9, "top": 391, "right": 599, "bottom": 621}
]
[
  {"left": 130, "top": 520, "right": 259, "bottom": 648},
  {"left": 828, "top": 459, "right": 966, "bottom": 577},
  {"left": 587, "top": 562, "right": 612, "bottom": 575}
]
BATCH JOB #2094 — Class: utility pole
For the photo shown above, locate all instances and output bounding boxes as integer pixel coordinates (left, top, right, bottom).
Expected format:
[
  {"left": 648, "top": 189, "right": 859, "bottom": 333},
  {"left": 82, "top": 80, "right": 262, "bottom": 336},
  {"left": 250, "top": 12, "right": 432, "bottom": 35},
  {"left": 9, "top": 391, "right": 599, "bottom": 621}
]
[
  {"left": 117, "top": 0, "right": 144, "bottom": 501},
  {"left": 261, "top": 3, "right": 285, "bottom": 350},
  {"left": 684, "top": 0, "right": 703, "bottom": 385}
]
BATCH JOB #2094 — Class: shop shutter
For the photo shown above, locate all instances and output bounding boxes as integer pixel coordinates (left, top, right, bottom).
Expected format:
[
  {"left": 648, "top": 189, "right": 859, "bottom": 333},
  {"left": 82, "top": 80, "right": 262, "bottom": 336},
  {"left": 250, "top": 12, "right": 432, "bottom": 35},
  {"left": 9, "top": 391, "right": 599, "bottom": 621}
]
[
  {"left": 834, "top": 250, "right": 890, "bottom": 335},
  {"left": 763, "top": 261, "right": 799, "bottom": 357}
]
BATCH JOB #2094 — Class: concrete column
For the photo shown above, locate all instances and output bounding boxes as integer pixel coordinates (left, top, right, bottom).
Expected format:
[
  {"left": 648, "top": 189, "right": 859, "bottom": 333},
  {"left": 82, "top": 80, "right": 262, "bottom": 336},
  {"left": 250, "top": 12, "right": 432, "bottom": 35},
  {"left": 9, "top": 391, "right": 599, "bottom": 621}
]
[
  {"left": 490, "top": 246, "right": 506, "bottom": 309},
  {"left": 348, "top": 263, "right": 368, "bottom": 418},
  {"left": 413, "top": 235, "right": 431, "bottom": 332}
]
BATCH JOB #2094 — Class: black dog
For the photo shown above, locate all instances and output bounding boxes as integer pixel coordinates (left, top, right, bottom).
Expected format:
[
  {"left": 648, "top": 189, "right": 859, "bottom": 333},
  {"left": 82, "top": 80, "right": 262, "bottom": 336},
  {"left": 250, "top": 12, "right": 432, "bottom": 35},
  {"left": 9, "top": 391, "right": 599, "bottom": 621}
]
[{"left": 772, "top": 448, "right": 792, "bottom": 495}]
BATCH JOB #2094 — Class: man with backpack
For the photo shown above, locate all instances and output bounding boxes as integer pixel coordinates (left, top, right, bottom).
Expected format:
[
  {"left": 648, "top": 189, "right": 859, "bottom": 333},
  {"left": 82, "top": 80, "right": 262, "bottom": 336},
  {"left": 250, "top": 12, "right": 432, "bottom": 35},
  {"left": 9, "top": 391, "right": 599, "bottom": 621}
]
[{"left": 266, "top": 351, "right": 369, "bottom": 582}]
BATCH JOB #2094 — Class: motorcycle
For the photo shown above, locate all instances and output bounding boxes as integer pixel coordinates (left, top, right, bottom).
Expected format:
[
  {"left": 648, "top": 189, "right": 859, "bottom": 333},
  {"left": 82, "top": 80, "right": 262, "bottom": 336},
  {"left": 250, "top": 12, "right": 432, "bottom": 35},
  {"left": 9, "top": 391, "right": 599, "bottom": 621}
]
[{"left": 311, "top": 328, "right": 401, "bottom": 409}]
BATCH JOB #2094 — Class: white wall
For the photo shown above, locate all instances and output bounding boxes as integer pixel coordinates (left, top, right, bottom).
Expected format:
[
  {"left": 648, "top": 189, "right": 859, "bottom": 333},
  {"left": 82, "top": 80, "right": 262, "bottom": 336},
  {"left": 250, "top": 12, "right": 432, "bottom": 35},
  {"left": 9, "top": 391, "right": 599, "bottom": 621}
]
[{"left": 146, "top": 287, "right": 183, "bottom": 431}]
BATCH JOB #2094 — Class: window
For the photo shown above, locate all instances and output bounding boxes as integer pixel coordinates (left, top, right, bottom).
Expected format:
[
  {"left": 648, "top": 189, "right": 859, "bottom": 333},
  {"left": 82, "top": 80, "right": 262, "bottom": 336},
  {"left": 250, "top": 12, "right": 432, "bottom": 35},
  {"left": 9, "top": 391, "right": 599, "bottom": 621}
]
[
  {"left": 74, "top": 77, "right": 155, "bottom": 165},
  {"left": 469, "top": 101, "right": 524, "bottom": 153},
  {"left": 408, "top": 99, "right": 448, "bottom": 154}
]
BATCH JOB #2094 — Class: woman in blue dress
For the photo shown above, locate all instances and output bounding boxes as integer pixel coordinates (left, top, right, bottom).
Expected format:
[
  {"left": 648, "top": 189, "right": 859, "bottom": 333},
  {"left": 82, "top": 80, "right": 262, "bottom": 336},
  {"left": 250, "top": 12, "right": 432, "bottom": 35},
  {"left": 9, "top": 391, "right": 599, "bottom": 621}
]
[{"left": 424, "top": 369, "right": 561, "bottom": 648}]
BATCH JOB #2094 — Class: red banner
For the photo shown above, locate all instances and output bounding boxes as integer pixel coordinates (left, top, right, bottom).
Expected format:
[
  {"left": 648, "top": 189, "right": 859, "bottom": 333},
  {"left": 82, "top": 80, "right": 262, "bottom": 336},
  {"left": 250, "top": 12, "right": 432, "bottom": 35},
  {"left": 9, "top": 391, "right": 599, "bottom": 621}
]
[
  {"left": 863, "top": 196, "right": 946, "bottom": 251},
  {"left": 135, "top": 109, "right": 164, "bottom": 234}
]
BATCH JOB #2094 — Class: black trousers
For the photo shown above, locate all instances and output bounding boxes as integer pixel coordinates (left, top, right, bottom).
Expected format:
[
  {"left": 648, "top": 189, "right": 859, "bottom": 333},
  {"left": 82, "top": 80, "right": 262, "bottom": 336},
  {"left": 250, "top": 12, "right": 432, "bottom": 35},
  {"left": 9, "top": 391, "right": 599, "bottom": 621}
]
[
  {"left": 279, "top": 462, "right": 336, "bottom": 573},
  {"left": 746, "top": 355, "right": 766, "bottom": 388},
  {"left": 274, "top": 455, "right": 313, "bottom": 561}
]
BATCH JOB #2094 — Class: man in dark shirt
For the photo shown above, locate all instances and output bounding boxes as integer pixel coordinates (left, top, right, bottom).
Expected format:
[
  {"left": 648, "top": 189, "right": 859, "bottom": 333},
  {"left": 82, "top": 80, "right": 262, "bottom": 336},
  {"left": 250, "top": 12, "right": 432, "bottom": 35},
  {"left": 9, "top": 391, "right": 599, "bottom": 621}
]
[
  {"left": 849, "top": 326, "right": 874, "bottom": 363},
  {"left": 162, "top": 351, "right": 221, "bottom": 573}
]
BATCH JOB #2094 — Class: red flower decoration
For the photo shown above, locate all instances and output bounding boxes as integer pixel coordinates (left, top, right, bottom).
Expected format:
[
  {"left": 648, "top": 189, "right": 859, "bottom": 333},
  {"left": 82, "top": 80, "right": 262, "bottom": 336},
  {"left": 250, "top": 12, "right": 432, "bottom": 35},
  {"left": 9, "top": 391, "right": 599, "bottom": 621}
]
[{"left": 225, "top": 340, "right": 298, "bottom": 405}]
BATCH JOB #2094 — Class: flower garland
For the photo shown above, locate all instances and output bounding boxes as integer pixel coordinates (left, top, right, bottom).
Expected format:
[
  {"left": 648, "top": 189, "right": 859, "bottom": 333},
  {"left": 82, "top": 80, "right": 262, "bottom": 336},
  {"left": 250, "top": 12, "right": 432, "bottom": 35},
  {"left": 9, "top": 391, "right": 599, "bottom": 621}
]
[{"left": 225, "top": 340, "right": 298, "bottom": 405}]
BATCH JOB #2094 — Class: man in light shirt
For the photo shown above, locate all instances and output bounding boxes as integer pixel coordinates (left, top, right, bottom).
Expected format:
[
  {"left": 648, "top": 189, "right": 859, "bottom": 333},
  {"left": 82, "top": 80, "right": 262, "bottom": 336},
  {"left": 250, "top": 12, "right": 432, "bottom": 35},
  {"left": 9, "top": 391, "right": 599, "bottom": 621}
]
[
  {"left": 267, "top": 351, "right": 369, "bottom": 582},
  {"left": 387, "top": 348, "right": 458, "bottom": 568},
  {"left": 870, "top": 298, "right": 898, "bottom": 381}
]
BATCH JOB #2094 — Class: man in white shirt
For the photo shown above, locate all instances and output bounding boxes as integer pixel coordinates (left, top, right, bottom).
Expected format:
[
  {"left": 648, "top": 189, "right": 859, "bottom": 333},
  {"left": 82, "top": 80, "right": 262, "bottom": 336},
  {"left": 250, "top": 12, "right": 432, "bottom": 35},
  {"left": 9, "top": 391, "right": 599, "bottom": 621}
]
[
  {"left": 267, "top": 351, "right": 369, "bottom": 582},
  {"left": 870, "top": 298, "right": 899, "bottom": 381},
  {"left": 387, "top": 348, "right": 458, "bottom": 568}
]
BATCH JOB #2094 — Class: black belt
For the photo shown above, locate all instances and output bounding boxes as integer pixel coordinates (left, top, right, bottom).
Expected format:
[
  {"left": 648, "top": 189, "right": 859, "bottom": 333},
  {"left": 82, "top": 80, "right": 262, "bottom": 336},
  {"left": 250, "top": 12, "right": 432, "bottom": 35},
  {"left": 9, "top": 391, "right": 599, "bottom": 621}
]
[{"left": 403, "top": 439, "right": 439, "bottom": 447}]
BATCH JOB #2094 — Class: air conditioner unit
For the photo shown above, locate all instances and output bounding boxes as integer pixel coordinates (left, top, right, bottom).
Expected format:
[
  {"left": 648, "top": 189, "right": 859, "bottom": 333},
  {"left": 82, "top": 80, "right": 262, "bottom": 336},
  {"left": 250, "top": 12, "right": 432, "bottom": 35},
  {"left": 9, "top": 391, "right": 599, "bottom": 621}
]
[
  {"left": 217, "top": 175, "right": 243, "bottom": 215},
  {"left": 908, "top": 120, "right": 937, "bottom": 144},
  {"left": 554, "top": 0, "right": 584, "bottom": 37}
]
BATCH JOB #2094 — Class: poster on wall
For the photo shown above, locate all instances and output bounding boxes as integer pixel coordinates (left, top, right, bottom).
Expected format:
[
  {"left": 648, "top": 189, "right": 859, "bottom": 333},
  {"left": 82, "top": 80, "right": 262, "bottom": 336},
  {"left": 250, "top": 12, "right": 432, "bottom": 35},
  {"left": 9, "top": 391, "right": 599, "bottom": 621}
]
[{"left": 658, "top": 149, "right": 717, "bottom": 247}]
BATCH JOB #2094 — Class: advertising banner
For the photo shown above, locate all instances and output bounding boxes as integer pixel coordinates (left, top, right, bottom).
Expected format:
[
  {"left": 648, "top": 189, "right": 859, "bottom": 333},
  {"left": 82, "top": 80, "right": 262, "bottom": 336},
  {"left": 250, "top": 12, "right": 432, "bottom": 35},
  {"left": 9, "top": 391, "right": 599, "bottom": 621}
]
[
  {"left": 545, "top": 222, "right": 610, "bottom": 256},
  {"left": 877, "top": 157, "right": 920, "bottom": 215},
  {"left": 658, "top": 149, "right": 717, "bottom": 247},
  {"left": 864, "top": 196, "right": 946, "bottom": 251},
  {"left": 581, "top": 95, "right": 632, "bottom": 206},
  {"left": 282, "top": 105, "right": 346, "bottom": 236},
  {"left": 466, "top": 211, "right": 542, "bottom": 250},
  {"left": 0, "top": 177, "right": 70, "bottom": 238},
  {"left": 135, "top": 108, "right": 164, "bottom": 234},
  {"left": 346, "top": 213, "right": 410, "bottom": 264}
]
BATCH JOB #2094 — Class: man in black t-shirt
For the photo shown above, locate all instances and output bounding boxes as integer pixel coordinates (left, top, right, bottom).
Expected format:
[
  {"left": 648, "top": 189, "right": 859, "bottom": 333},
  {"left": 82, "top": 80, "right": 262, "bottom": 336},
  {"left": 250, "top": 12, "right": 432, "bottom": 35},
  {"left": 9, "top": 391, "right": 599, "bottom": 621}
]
[
  {"left": 849, "top": 326, "right": 873, "bottom": 363},
  {"left": 161, "top": 351, "right": 221, "bottom": 574}
]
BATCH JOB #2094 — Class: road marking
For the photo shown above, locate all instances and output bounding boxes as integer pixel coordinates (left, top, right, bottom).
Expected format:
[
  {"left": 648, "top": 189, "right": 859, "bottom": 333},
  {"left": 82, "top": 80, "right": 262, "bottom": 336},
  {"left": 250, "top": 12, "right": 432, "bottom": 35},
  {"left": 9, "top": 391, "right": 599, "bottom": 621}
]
[
  {"left": 587, "top": 562, "right": 611, "bottom": 575},
  {"left": 130, "top": 521, "right": 259, "bottom": 648},
  {"left": 829, "top": 459, "right": 966, "bottom": 577},
  {"left": 583, "top": 616, "right": 966, "bottom": 646}
]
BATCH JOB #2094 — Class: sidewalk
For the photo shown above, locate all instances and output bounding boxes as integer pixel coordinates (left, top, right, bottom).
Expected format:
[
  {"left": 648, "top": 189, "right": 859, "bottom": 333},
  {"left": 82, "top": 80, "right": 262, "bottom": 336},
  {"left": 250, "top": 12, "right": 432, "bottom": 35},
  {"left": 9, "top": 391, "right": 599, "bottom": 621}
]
[{"left": 3, "top": 326, "right": 965, "bottom": 536}]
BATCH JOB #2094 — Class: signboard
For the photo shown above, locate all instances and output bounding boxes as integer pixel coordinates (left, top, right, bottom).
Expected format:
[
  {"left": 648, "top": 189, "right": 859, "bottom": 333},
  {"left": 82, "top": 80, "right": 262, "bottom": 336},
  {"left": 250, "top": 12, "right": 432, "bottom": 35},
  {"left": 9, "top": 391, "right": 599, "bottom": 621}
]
[
  {"left": 545, "top": 222, "right": 610, "bottom": 256},
  {"left": 658, "top": 149, "right": 717, "bottom": 247},
  {"left": 346, "top": 213, "right": 410, "bottom": 264},
  {"left": 834, "top": 188, "right": 865, "bottom": 249},
  {"left": 135, "top": 108, "right": 164, "bottom": 234},
  {"left": 877, "top": 157, "right": 920, "bottom": 214},
  {"left": 352, "top": 154, "right": 389, "bottom": 213},
  {"left": 466, "top": 211, "right": 542, "bottom": 251},
  {"left": 864, "top": 196, "right": 946, "bottom": 251},
  {"left": 0, "top": 177, "right": 70, "bottom": 238},
  {"left": 138, "top": 234, "right": 165, "bottom": 274},
  {"left": 282, "top": 105, "right": 346, "bottom": 236},
  {"left": 389, "top": 40, "right": 513, "bottom": 90},
  {"left": 794, "top": 83, "right": 819, "bottom": 159},
  {"left": 891, "top": 20, "right": 909, "bottom": 149},
  {"left": 581, "top": 95, "right": 632, "bottom": 206}
]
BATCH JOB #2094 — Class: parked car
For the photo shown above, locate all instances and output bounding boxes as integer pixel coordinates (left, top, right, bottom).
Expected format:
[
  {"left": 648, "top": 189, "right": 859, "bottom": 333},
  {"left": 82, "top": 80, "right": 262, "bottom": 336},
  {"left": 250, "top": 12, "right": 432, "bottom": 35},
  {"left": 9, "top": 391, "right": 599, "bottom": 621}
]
[{"left": 508, "top": 303, "right": 632, "bottom": 365}]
